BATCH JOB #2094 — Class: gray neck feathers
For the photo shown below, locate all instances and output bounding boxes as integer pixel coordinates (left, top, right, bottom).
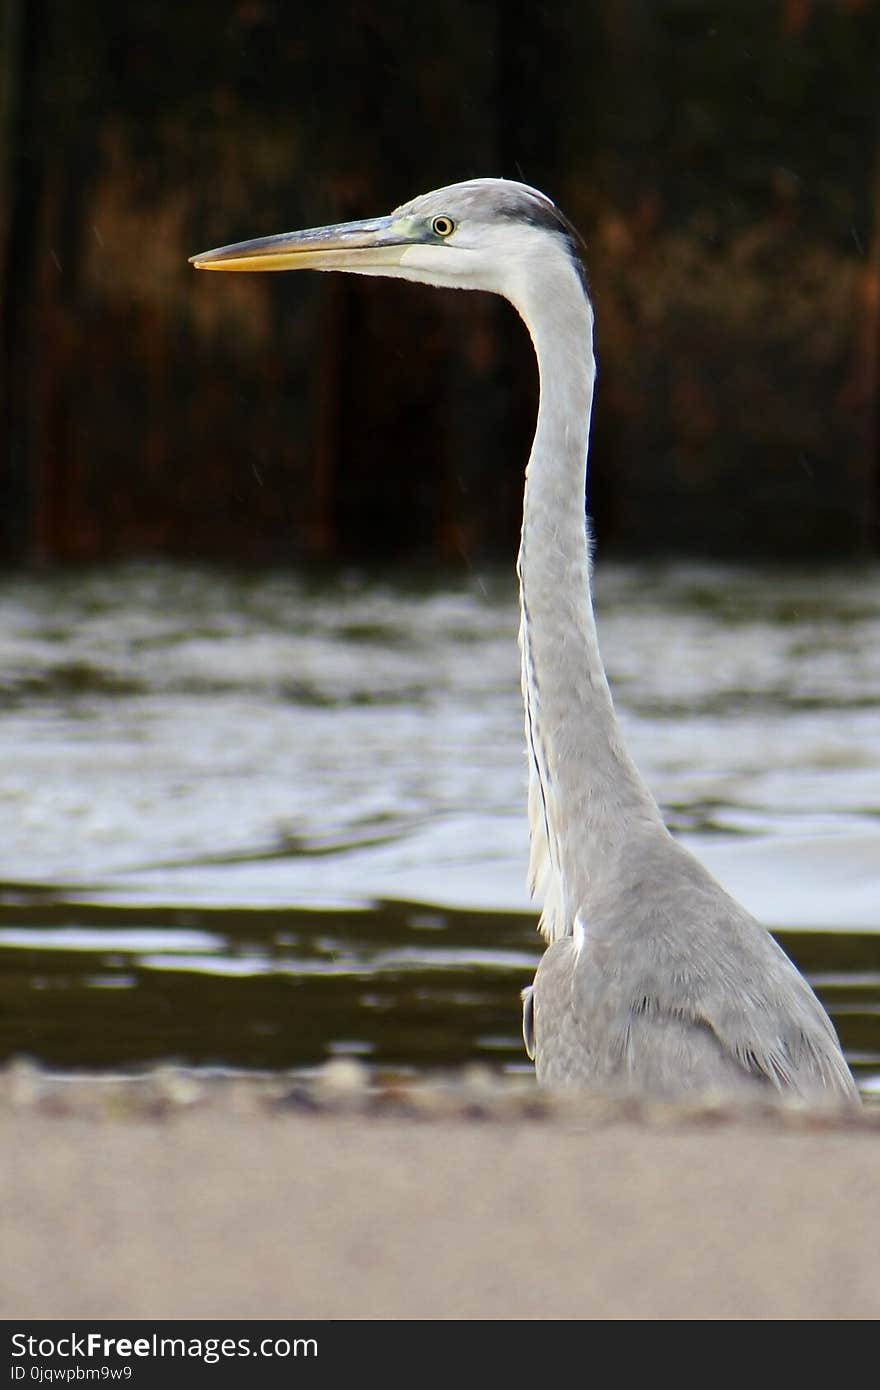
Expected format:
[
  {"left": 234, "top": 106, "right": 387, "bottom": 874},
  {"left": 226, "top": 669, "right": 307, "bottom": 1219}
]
[{"left": 512, "top": 246, "right": 663, "bottom": 940}]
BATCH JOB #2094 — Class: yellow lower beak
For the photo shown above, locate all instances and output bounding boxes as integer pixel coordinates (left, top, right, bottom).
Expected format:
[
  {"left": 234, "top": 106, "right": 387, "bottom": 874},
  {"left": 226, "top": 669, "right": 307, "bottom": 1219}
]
[{"left": 189, "top": 215, "right": 409, "bottom": 273}]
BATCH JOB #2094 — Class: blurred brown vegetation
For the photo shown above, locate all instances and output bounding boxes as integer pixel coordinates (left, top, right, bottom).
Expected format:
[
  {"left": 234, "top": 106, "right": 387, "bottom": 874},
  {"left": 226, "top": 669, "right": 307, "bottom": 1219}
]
[{"left": 0, "top": 0, "right": 878, "bottom": 565}]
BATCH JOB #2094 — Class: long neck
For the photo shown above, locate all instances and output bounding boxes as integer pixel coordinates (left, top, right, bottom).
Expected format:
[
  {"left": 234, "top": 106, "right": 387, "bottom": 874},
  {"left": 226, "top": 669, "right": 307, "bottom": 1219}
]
[{"left": 512, "top": 255, "right": 663, "bottom": 939}]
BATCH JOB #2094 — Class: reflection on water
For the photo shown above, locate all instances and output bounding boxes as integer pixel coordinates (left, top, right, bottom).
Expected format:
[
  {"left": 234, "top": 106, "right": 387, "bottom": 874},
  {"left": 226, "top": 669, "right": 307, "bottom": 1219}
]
[
  {"left": 0, "top": 898, "right": 533, "bottom": 1074},
  {"left": 0, "top": 562, "right": 877, "bottom": 1089}
]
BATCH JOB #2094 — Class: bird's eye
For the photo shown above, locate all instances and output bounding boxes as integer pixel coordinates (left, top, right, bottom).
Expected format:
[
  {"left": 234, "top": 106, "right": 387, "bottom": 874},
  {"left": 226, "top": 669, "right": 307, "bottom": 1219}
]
[{"left": 432, "top": 216, "right": 455, "bottom": 237}]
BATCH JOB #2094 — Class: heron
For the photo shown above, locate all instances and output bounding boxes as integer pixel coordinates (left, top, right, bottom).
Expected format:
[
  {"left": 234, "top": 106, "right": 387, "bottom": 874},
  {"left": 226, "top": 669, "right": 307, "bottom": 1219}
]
[{"left": 191, "top": 178, "right": 858, "bottom": 1105}]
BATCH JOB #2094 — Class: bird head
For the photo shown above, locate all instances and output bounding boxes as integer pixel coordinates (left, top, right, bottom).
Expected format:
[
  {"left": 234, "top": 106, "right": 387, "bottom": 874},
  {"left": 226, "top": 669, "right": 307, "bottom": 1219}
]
[{"left": 189, "top": 178, "right": 586, "bottom": 308}]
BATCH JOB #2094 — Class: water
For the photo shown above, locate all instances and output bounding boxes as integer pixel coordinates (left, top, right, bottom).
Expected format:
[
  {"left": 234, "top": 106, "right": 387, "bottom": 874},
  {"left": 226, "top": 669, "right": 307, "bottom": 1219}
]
[{"left": 0, "top": 562, "right": 877, "bottom": 1091}]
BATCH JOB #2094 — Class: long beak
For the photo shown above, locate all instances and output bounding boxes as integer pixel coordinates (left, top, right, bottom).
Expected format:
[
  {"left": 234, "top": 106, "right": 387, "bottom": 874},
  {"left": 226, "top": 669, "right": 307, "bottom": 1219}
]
[{"left": 189, "top": 214, "right": 413, "bottom": 273}]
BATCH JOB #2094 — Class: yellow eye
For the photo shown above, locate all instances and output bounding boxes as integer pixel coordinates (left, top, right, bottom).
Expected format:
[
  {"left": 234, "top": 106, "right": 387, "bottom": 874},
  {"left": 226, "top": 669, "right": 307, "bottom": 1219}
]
[{"left": 432, "top": 216, "right": 455, "bottom": 238}]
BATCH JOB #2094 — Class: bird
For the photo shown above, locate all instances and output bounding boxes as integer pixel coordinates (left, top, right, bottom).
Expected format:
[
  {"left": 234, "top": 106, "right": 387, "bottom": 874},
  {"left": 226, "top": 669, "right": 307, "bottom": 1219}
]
[{"left": 191, "top": 178, "right": 859, "bottom": 1105}]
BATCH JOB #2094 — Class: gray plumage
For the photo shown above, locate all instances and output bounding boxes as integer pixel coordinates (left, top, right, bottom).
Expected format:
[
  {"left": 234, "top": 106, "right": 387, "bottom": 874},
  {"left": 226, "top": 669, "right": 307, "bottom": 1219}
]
[
  {"left": 192, "top": 178, "right": 860, "bottom": 1106},
  {"left": 522, "top": 832, "right": 856, "bottom": 1100}
]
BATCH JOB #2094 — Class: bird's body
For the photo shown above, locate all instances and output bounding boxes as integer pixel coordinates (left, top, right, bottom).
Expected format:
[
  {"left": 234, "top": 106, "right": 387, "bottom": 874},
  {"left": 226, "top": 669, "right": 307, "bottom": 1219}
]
[
  {"left": 524, "top": 831, "right": 856, "bottom": 1099},
  {"left": 192, "top": 178, "right": 858, "bottom": 1105}
]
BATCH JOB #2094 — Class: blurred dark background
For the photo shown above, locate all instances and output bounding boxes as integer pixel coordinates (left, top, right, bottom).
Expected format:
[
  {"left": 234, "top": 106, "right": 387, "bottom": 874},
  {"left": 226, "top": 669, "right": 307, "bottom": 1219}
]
[{"left": 1, "top": 0, "right": 878, "bottom": 567}]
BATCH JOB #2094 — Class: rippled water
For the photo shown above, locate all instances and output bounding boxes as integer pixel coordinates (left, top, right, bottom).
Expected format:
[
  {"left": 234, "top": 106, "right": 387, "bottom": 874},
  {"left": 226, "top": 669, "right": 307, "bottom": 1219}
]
[{"left": 0, "top": 562, "right": 877, "bottom": 1090}]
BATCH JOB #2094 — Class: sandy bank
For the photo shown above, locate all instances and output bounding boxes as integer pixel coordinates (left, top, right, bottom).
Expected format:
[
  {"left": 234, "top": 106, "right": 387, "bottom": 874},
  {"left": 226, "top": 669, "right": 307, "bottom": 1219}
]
[{"left": 2, "top": 1066, "right": 878, "bottom": 1320}]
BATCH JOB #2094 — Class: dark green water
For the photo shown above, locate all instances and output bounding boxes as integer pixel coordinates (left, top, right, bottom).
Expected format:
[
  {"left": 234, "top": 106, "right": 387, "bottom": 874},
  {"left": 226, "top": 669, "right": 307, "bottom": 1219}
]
[{"left": 0, "top": 891, "right": 877, "bottom": 1095}]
